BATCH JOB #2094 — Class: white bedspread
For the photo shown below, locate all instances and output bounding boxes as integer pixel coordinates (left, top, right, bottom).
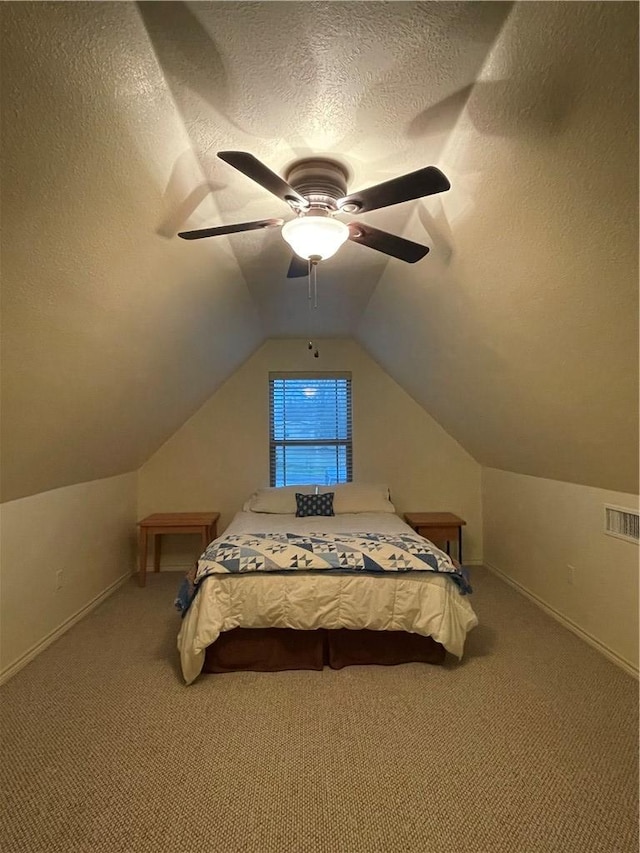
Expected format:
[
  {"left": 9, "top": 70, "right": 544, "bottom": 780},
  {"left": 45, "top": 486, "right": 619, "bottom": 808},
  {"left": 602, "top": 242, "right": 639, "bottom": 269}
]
[{"left": 177, "top": 512, "right": 478, "bottom": 684}]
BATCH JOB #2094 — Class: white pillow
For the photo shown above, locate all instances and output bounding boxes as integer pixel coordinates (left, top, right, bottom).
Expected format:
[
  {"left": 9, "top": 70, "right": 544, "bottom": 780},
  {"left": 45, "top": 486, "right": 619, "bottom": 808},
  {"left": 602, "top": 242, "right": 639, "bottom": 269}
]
[
  {"left": 319, "top": 483, "right": 395, "bottom": 514},
  {"left": 243, "top": 485, "right": 317, "bottom": 514}
]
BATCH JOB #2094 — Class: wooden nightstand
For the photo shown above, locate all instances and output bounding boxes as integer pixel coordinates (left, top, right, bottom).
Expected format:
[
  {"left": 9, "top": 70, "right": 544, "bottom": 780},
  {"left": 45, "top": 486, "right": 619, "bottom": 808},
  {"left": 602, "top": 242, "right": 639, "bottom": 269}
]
[
  {"left": 403, "top": 512, "right": 466, "bottom": 564},
  {"left": 137, "top": 512, "right": 220, "bottom": 587}
]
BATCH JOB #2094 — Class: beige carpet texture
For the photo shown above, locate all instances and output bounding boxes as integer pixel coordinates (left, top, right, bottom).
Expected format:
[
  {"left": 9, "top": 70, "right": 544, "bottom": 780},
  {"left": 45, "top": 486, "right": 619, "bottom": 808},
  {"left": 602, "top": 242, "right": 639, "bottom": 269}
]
[{"left": 1, "top": 566, "right": 638, "bottom": 853}]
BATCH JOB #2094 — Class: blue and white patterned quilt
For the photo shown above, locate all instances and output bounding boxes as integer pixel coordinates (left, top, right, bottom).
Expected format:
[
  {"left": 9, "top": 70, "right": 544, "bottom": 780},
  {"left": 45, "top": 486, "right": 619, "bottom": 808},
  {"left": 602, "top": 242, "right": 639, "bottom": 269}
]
[{"left": 175, "top": 531, "right": 472, "bottom": 615}]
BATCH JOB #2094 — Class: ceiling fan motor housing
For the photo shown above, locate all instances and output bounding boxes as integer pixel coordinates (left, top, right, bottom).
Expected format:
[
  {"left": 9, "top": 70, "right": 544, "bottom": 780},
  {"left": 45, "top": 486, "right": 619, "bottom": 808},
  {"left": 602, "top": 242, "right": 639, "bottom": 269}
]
[{"left": 285, "top": 158, "right": 350, "bottom": 213}]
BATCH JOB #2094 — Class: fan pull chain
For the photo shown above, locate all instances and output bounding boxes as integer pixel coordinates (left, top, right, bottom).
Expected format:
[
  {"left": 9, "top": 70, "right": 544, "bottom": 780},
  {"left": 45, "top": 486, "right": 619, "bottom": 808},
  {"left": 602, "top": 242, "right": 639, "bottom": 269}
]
[
  {"left": 306, "top": 255, "right": 321, "bottom": 358},
  {"left": 308, "top": 254, "right": 320, "bottom": 310},
  {"left": 312, "top": 260, "right": 318, "bottom": 309}
]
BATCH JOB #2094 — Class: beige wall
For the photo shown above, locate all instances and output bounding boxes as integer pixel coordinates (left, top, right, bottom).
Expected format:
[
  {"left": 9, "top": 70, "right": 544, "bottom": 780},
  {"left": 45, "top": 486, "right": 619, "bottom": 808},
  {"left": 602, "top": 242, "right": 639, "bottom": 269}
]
[
  {"left": 482, "top": 467, "right": 639, "bottom": 673},
  {"left": 138, "top": 338, "right": 482, "bottom": 567},
  {"left": 0, "top": 473, "right": 137, "bottom": 680}
]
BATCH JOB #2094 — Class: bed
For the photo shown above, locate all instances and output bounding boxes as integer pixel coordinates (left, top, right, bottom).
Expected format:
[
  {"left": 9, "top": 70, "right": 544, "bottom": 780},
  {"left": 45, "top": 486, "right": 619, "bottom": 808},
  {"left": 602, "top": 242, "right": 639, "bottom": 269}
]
[{"left": 176, "top": 485, "right": 478, "bottom": 684}]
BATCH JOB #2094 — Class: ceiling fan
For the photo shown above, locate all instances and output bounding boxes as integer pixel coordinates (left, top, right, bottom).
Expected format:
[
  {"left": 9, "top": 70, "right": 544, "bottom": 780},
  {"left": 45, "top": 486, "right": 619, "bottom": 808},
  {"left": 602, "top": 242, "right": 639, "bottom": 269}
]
[{"left": 178, "top": 151, "right": 451, "bottom": 278}]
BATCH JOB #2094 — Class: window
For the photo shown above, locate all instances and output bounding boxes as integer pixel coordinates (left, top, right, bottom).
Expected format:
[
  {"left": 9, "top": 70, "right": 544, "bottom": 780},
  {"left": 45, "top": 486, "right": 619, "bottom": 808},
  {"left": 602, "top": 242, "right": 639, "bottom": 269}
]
[{"left": 269, "top": 373, "right": 352, "bottom": 487}]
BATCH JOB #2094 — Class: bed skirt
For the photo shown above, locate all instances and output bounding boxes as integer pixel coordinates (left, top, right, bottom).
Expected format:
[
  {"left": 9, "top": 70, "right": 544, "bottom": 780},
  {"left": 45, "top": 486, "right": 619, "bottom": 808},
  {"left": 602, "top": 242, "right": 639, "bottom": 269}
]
[{"left": 202, "top": 627, "right": 446, "bottom": 674}]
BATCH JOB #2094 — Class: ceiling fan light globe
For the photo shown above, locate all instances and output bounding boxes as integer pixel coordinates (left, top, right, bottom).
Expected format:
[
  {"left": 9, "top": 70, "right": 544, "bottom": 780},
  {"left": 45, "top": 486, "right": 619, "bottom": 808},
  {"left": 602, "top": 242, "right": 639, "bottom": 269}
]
[{"left": 281, "top": 216, "right": 349, "bottom": 261}]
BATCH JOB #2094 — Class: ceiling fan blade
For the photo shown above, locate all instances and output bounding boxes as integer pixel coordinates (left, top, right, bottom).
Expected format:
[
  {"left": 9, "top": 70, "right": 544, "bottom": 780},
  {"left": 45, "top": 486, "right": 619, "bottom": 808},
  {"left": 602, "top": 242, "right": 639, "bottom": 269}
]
[
  {"left": 338, "top": 166, "right": 450, "bottom": 214},
  {"left": 178, "top": 218, "right": 283, "bottom": 240},
  {"left": 287, "top": 256, "right": 309, "bottom": 278},
  {"left": 348, "top": 222, "right": 429, "bottom": 263},
  {"left": 218, "top": 151, "right": 309, "bottom": 210}
]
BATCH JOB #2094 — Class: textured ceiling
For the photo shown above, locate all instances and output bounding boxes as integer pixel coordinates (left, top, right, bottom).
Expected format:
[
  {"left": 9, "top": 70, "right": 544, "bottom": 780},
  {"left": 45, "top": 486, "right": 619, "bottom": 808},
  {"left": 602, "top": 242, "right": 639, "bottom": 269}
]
[
  {"left": 137, "top": 0, "right": 513, "bottom": 336},
  {"left": 1, "top": 1, "right": 637, "bottom": 501}
]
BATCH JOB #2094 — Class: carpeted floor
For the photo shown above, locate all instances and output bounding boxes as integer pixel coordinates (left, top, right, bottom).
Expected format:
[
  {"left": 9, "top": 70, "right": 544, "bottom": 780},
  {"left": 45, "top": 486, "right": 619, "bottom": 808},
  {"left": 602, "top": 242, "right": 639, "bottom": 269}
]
[{"left": 0, "top": 567, "right": 637, "bottom": 853}]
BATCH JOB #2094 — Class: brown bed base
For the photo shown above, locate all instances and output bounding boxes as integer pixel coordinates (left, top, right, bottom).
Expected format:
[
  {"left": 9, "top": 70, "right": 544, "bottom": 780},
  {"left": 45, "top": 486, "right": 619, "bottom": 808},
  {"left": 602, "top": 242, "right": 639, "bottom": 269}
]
[{"left": 203, "top": 627, "right": 446, "bottom": 674}]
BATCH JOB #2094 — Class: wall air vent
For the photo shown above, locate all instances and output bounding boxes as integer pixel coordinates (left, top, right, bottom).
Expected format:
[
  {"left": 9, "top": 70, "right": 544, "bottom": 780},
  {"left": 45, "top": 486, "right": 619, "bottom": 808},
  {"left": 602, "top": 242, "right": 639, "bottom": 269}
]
[{"left": 604, "top": 505, "right": 639, "bottom": 544}]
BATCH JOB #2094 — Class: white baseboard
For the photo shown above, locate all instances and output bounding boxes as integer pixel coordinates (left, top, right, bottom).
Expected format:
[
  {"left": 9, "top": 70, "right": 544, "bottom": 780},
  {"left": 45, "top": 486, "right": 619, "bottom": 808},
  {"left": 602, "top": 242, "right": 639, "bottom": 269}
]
[
  {"left": 0, "top": 571, "right": 132, "bottom": 686},
  {"left": 484, "top": 561, "right": 639, "bottom": 680}
]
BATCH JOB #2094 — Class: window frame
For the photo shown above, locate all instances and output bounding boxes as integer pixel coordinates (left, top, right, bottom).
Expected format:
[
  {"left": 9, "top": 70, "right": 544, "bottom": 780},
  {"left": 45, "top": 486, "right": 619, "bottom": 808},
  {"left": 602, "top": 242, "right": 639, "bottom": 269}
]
[{"left": 268, "top": 371, "right": 353, "bottom": 487}]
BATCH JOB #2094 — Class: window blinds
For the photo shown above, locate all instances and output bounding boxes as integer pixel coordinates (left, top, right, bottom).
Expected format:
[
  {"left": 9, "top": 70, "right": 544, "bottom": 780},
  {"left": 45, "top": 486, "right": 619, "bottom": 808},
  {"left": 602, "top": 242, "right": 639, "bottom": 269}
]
[{"left": 269, "top": 373, "right": 352, "bottom": 487}]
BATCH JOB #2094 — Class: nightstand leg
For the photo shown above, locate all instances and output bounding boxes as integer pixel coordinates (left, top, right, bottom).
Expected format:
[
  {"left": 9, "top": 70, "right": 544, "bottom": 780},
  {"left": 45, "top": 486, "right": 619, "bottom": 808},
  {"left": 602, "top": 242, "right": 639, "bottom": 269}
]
[
  {"left": 138, "top": 528, "right": 148, "bottom": 587},
  {"left": 154, "top": 534, "right": 162, "bottom": 573}
]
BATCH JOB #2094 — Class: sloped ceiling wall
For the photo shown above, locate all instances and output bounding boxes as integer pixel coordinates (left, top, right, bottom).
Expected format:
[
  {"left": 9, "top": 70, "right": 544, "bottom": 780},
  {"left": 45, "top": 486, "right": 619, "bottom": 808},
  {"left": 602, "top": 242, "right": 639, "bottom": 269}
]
[
  {"left": 1, "top": 2, "right": 637, "bottom": 502},
  {"left": 358, "top": 1, "right": 639, "bottom": 494},
  {"left": 0, "top": 2, "right": 263, "bottom": 502}
]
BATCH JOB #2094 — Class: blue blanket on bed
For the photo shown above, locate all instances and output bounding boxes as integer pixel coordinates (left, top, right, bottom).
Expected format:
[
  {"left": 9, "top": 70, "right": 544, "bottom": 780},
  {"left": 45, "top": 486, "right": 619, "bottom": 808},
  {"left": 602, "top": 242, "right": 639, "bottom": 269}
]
[{"left": 175, "top": 531, "right": 472, "bottom": 616}]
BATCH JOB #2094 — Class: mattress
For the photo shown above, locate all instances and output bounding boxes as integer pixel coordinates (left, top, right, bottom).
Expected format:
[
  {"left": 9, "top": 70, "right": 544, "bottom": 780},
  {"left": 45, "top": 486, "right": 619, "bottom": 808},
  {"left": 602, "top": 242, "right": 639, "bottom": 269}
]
[{"left": 177, "top": 511, "right": 478, "bottom": 684}]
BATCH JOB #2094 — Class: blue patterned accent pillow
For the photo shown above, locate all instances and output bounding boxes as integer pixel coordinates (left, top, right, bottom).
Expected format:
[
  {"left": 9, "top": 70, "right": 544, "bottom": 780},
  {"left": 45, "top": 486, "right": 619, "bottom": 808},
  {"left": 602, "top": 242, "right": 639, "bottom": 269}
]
[{"left": 295, "top": 492, "right": 335, "bottom": 517}]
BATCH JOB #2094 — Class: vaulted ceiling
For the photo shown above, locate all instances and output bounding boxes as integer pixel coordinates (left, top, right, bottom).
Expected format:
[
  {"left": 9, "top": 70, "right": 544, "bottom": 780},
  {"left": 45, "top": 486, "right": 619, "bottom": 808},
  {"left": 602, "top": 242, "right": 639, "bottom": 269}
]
[{"left": 1, "top": 1, "right": 637, "bottom": 502}]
